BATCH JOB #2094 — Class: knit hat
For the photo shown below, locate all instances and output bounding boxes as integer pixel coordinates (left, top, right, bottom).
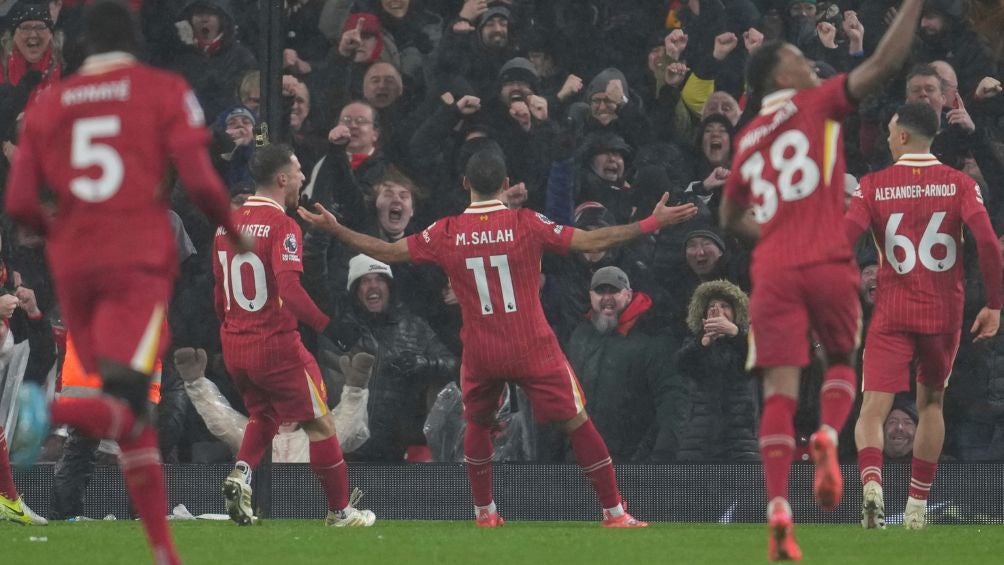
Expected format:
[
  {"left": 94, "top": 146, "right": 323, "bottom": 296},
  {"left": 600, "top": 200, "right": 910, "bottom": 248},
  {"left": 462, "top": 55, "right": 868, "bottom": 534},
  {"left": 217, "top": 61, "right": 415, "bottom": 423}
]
[
  {"left": 498, "top": 57, "right": 539, "bottom": 90},
  {"left": 585, "top": 67, "right": 629, "bottom": 100},
  {"left": 685, "top": 229, "right": 726, "bottom": 254},
  {"left": 574, "top": 201, "right": 615, "bottom": 229},
  {"left": 590, "top": 266, "right": 630, "bottom": 291},
  {"left": 225, "top": 106, "right": 255, "bottom": 125},
  {"left": 9, "top": 2, "right": 54, "bottom": 30},
  {"left": 891, "top": 393, "right": 919, "bottom": 425},
  {"left": 785, "top": 0, "right": 816, "bottom": 6},
  {"left": 477, "top": 6, "right": 511, "bottom": 31},
  {"left": 346, "top": 254, "right": 393, "bottom": 291}
]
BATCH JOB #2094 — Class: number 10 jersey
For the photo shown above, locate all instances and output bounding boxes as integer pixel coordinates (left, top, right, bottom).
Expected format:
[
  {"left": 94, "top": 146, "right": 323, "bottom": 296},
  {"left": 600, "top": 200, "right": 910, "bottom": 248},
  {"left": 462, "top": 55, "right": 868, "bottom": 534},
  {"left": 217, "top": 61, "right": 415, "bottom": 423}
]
[
  {"left": 406, "top": 200, "right": 574, "bottom": 375},
  {"left": 846, "top": 154, "right": 989, "bottom": 334},
  {"left": 725, "top": 74, "right": 856, "bottom": 274}
]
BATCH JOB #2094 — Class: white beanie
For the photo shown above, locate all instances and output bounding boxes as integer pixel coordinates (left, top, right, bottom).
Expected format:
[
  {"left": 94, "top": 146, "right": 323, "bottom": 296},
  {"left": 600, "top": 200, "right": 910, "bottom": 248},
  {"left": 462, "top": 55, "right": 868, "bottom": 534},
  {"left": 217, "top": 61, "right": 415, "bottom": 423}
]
[{"left": 346, "top": 254, "right": 393, "bottom": 291}]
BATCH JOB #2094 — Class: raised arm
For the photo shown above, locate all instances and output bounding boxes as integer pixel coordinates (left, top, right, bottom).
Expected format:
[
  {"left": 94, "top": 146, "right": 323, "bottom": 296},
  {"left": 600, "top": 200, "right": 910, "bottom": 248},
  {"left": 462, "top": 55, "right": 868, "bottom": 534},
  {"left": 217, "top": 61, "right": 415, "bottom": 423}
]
[
  {"left": 846, "top": 0, "right": 924, "bottom": 101},
  {"left": 569, "top": 193, "right": 697, "bottom": 253},
  {"left": 965, "top": 209, "right": 1003, "bottom": 341},
  {"left": 297, "top": 203, "right": 411, "bottom": 263}
]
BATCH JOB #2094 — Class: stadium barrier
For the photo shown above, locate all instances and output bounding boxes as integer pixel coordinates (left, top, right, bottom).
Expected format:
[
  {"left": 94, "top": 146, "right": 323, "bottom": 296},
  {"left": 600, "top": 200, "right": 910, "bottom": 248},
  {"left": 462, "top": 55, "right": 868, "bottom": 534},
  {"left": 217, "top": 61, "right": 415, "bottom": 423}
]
[{"left": 14, "top": 462, "right": 1002, "bottom": 524}]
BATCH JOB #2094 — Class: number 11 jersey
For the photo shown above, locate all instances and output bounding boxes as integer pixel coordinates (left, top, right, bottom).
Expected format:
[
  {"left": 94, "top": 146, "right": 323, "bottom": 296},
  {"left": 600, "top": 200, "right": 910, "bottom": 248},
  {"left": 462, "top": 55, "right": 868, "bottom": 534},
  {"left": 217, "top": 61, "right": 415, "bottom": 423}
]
[
  {"left": 724, "top": 74, "right": 856, "bottom": 274},
  {"left": 406, "top": 200, "right": 574, "bottom": 374},
  {"left": 846, "top": 154, "right": 989, "bottom": 334}
]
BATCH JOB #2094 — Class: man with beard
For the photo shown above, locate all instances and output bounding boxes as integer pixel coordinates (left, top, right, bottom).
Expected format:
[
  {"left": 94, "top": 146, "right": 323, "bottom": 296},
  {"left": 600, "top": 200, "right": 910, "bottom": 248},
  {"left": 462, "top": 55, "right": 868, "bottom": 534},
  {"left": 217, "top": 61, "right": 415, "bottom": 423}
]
[
  {"left": 561, "top": 267, "right": 684, "bottom": 463},
  {"left": 431, "top": 4, "right": 517, "bottom": 99},
  {"left": 883, "top": 398, "right": 918, "bottom": 461},
  {"left": 576, "top": 132, "right": 635, "bottom": 223},
  {"left": 913, "top": 0, "right": 996, "bottom": 101}
]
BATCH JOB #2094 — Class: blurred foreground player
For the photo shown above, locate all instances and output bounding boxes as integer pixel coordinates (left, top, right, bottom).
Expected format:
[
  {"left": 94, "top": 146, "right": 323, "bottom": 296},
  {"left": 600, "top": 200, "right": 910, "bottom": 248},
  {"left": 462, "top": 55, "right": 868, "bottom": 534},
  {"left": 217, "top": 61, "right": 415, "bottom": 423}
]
[
  {"left": 214, "top": 143, "right": 375, "bottom": 527},
  {"left": 846, "top": 102, "right": 1002, "bottom": 530},
  {"left": 300, "top": 148, "right": 697, "bottom": 527},
  {"left": 3, "top": 1, "right": 241, "bottom": 563},
  {"left": 720, "top": 0, "right": 926, "bottom": 559}
]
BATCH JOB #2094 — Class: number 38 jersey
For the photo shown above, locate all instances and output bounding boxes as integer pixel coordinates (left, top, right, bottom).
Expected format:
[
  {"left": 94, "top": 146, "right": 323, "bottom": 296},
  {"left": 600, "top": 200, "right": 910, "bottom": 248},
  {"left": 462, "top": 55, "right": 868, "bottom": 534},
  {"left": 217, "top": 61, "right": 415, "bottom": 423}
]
[
  {"left": 406, "top": 200, "right": 574, "bottom": 373},
  {"left": 724, "top": 74, "right": 856, "bottom": 273},
  {"left": 10, "top": 61, "right": 211, "bottom": 278},
  {"left": 846, "top": 154, "right": 989, "bottom": 334}
]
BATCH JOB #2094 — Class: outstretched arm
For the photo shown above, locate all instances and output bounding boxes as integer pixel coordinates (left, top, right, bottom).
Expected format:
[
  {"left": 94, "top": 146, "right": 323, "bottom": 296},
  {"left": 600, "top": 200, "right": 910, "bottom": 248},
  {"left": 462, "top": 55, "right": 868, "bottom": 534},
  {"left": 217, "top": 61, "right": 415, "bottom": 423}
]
[
  {"left": 297, "top": 203, "right": 411, "bottom": 263},
  {"left": 846, "top": 0, "right": 923, "bottom": 101},
  {"left": 569, "top": 193, "right": 697, "bottom": 253}
]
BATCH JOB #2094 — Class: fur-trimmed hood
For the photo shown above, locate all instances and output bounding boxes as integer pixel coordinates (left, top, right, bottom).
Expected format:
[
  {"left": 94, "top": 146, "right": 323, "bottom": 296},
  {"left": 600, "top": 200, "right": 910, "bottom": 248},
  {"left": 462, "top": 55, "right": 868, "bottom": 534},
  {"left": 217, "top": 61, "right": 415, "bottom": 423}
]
[{"left": 686, "top": 279, "right": 749, "bottom": 336}]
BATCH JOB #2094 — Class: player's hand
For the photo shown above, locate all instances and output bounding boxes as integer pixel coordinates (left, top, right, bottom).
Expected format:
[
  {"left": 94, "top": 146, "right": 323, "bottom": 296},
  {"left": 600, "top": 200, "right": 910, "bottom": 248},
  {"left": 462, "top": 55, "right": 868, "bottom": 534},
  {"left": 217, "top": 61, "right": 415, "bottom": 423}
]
[
  {"left": 0, "top": 294, "right": 19, "bottom": 319},
  {"left": 743, "top": 27, "right": 764, "bottom": 53},
  {"left": 14, "top": 286, "right": 40, "bottom": 318},
  {"left": 557, "top": 74, "right": 583, "bottom": 101},
  {"left": 323, "top": 319, "right": 361, "bottom": 351},
  {"left": 297, "top": 202, "right": 342, "bottom": 233},
  {"left": 713, "top": 32, "right": 739, "bottom": 60},
  {"left": 338, "top": 18, "right": 364, "bottom": 58},
  {"left": 389, "top": 351, "right": 431, "bottom": 376},
  {"left": 650, "top": 192, "right": 698, "bottom": 228},
  {"left": 947, "top": 94, "right": 975, "bottom": 132},
  {"left": 173, "top": 348, "right": 208, "bottom": 383},
  {"left": 664, "top": 62, "right": 689, "bottom": 88},
  {"left": 975, "top": 76, "right": 1003, "bottom": 100},
  {"left": 2, "top": 140, "right": 16, "bottom": 163},
  {"left": 971, "top": 307, "right": 1000, "bottom": 342},
  {"left": 456, "top": 95, "right": 481, "bottom": 115},
  {"left": 665, "top": 29, "right": 689, "bottom": 61},
  {"left": 702, "top": 167, "right": 730, "bottom": 190}
]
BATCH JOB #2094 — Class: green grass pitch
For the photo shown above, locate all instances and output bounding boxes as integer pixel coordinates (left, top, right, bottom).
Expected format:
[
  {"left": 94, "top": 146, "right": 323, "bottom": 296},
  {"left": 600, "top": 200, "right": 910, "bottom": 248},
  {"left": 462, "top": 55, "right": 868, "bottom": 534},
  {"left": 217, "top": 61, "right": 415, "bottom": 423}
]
[{"left": 5, "top": 521, "right": 1004, "bottom": 564}]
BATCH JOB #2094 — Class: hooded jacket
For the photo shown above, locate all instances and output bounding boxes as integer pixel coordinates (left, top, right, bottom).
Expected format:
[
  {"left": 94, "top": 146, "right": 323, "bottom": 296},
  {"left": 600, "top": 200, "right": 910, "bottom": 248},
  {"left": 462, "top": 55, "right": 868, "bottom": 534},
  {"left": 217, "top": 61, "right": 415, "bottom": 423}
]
[
  {"left": 675, "top": 280, "right": 758, "bottom": 462},
  {"left": 562, "top": 291, "right": 685, "bottom": 462}
]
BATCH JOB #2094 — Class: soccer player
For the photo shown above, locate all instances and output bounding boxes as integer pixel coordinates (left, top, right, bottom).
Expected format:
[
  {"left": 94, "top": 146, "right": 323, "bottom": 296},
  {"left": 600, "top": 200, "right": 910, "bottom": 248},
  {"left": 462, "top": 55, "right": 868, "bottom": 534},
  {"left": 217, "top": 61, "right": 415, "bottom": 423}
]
[
  {"left": 719, "top": 1, "right": 925, "bottom": 560},
  {"left": 3, "top": 2, "right": 240, "bottom": 563},
  {"left": 213, "top": 143, "right": 375, "bottom": 528},
  {"left": 299, "top": 148, "right": 698, "bottom": 527},
  {"left": 846, "top": 102, "right": 1002, "bottom": 530}
]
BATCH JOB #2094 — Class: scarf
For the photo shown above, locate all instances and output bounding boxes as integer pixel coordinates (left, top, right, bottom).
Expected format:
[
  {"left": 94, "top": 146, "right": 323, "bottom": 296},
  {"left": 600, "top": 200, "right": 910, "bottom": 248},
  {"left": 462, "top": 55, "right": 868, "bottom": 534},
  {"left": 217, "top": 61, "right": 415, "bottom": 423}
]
[
  {"left": 195, "top": 34, "right": 224, "bottom": 55},
  {"left": 3, "top": 47, "right": 61, "bottom": 99}
]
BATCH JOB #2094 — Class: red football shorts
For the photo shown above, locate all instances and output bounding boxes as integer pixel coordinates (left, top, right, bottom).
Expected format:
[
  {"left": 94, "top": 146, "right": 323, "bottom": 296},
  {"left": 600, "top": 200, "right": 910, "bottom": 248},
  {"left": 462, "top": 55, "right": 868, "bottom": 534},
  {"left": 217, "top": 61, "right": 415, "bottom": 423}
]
[
  {"left": 56, "top": 269, "right": 172, "bottom": 375},
  {"left": 748, "top": 260, "right": 861, "bottom": 369},
  {"left": 862, "top": 329, "right": 961, "bottom": 393},
  {"left": 223, "top": 337, "right": 328, "bottom": 422},
  {"left": 460, "top": 351, "right": 585, "bottom": 424}
]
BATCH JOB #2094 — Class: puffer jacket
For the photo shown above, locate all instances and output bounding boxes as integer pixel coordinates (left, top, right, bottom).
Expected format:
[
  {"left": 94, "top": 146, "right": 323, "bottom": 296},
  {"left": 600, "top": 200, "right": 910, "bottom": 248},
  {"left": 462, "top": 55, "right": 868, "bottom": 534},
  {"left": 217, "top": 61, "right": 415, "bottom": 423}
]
[
  {"left": 340, "top": 300, "right": 457, "bottom": 462},
  {"left": 675, "top": 279, "right": 758, "bottom": 462},
  {"left": 564, "top": 292, "right": 685, "bottom": 462}
]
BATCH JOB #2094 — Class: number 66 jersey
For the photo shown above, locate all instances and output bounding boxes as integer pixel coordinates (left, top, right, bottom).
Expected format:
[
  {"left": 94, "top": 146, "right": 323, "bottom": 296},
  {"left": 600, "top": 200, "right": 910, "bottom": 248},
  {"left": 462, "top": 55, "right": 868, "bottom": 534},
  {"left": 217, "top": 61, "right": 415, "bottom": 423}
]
[{"left": 846, "top": 154, "right": 999, "bottom": 334}]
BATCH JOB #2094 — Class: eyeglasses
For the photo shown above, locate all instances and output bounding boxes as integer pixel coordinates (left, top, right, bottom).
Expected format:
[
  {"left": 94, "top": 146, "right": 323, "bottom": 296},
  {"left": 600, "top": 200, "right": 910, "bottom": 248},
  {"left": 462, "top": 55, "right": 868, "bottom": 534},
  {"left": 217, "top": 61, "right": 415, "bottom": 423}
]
[
  {"left": 340, "top": 116, "right": 374, "bottom": 126},
  {"left": 589, "top": 97, "right": 617, "bottom": 107},
  {"left": 16, "top": 24, "right": 50, "bottom": 35}
]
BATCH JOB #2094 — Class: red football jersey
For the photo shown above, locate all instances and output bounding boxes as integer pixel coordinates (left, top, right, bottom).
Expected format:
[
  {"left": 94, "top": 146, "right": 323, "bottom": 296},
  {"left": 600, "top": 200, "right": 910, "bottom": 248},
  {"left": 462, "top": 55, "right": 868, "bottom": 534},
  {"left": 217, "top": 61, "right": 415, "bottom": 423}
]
[
  {"left": 846, "top": 154, "right": 990, "bottom": 333},
  {"left": 724, "top": 74, "right": 856, "bottom": 273},
  {"left": 213, "top": 196, "right": 304, "bottom": 340},
  {"left": 406, "top": 200, "right": 574, "bottom": 373},
  {"left": 6, "top": 58, "right": 216, "bottom": 278}
]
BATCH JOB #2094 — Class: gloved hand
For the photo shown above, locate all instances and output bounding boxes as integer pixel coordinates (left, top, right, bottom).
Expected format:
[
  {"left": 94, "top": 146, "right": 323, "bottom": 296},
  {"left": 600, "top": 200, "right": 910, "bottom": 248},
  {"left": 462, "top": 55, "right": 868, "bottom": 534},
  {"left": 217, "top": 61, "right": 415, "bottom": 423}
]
[
  {"left": 324, "top": 320, "right": 361, "bottom": 351},
  {"left": 174, "top": 347, "right": 208, "bottom": 383},
  {"left": 389, "top": 351, "right": 433, "bottom": 376},
  {"left": 338, "top": 352, "right": 375, "bottom": 388}
]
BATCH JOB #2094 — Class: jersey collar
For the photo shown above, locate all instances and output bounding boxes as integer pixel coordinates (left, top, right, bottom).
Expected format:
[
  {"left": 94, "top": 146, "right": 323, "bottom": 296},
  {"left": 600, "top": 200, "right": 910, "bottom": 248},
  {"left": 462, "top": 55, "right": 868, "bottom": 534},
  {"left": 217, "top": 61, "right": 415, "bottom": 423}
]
[
  {"left": 463, "top": 199, "right": 508, "bottom": 214},
  {"left": 245, "top": 195, "right": 286, "bottom": 212},
  {"left": 759, "top": 89, "right": 796, "bottom": 115},
  {"left": 80, "top": 52, "right": 137, "bottom": 75},
  {"left": 896, "top": 153, "right": 940, "bottom": 167}
]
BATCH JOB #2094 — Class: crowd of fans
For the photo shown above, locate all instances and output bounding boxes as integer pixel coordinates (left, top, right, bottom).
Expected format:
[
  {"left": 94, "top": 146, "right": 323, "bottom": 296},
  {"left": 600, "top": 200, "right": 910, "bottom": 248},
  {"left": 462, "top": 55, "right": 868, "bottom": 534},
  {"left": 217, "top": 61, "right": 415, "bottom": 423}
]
[{"left": 1, "top": 0, "right": 1004, "bottom": 480}]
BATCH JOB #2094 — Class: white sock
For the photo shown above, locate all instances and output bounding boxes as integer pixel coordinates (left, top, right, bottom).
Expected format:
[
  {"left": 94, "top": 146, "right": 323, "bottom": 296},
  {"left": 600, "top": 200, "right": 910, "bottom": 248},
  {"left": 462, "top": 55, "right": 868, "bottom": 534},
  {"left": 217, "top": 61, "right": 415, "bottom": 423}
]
[
  {"left": 235, "top": 461, "right": 252, "bottom": 485},
  {"left": 475, "top": 501, "right": 497, "bottom": 515},
  {"left": 906, "top": 496, "right": 927, "bottom": 508},
  {"left": 604, "top": 503, "right": 624, "bottom": 518}
]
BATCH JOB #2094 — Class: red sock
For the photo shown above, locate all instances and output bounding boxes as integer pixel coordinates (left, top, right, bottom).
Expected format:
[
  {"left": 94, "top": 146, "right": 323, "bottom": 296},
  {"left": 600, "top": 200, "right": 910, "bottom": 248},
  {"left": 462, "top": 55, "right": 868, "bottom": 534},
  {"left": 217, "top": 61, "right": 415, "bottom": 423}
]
[
  {"left": 568, "top": 419, "right": 621, "bottom": 509},
  {"left": 820, "top": 364, "right": 856, "bottom": 434},
  {"left": 464, "top": 420, "right": 494, "bottom": 507},
  {"left": 909, "top": 457, "right": 938, "bottom": 500},
  {"left": 858, "top": 446, "right": 883, "bottom": 486},
  {"left": 118, "top": 425, "right": 180, "bottom": 565},
  {"left": 236, "top": 415, "right": 280, "bottom": 469},
  {"left": 51, "top": 396, "right": 135, "bottom": 441},
  {"left": 759, "top": 395, "right": 797, "bottom": 502},
  {"left": 0, "top": 426, "right": 18, "bottom": 499},
  {"left": 309, "top": 436, "right": 349, "bottom": 511}
]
